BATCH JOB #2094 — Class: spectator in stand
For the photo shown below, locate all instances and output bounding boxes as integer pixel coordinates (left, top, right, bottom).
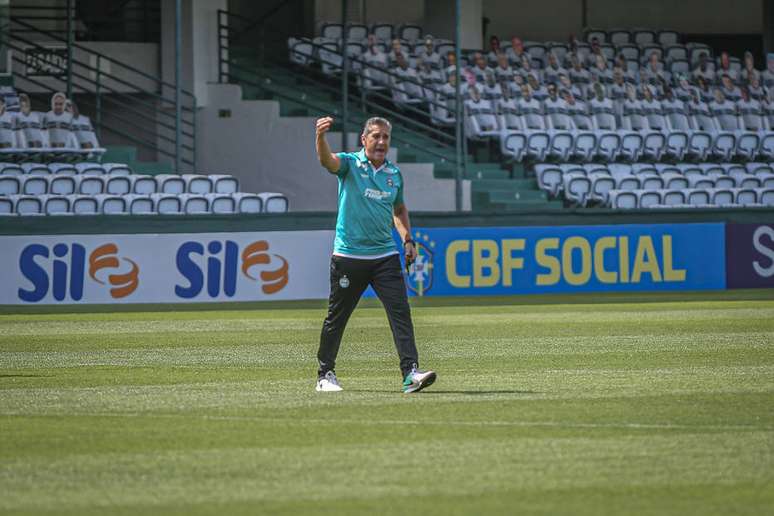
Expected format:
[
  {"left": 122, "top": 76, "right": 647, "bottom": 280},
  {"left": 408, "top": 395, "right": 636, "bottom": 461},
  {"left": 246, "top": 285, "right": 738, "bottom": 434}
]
[
  {"left": 609, "top": 69, "right": 627, "bottom": 121},
  {"left": 614, "top": 54, "right": 638, "bottom": 85},
  {"left": 544, "top": 83, "right": 573, "bottom": 130},
  {"left": 416, "top": 36, "right": 442, "bottom": 71},
  {"left": 444, "top": 51, "right": 457, "bottom": 79},
  {"left": 516, "top": 83, "right": 546, "bottom": 130},
  {"left": 688, "top": 89, "right": 718, "bottom": 132},
  {"left": 387, "top": 38, "right": 405, "bottom": 68},
  {"left": 585, "top": 38, "right": 605, "bottom": 68},
  {"left": 692, "top": 52, "right": 715, "bottom": 85},
  {"left": 361, "top": 35, "right": 389, "bottom": 88},
  {"left": 541, "top": 52, "right": 567, "bottom": 86},
  {"left": 696, "top": 76, "right": 714, "bottom": 104},
  {"left": 493, "top": 52, "right": 515, "bottom": 84},
  {"left": 568, "top": 54, "right": 591, "bottom": 97},
  {"left": 748, "top": 75, "right": 768, "bottom": 103},
  {"left": 507, "top": 74, "right": 525, "bottom": 101},
  {"left": 737, "top": 86, "right": 770, "bottom": 131},
  {"left": 486, "top": 35, "right": 501, "bottom": 67},
  {"left": 481, "top": 72, "right": 503, "bottom": 102},
  {"left": 591, "top": 54, "right": 614, "bottom": 88},
  {"left": 565, "top": 89, "right": 594, "bottom": 130},
  {"left": 506, "top": 36, "right": 526, "bottom": 67},
  {"left": 418, "top": 62, "right": 444, "bottom": 102},
  {"left": 558, "top": 72, "right": 583, "bottom": 102},
  {"left": 392, "top": 54, "right": 423, "bottom": 102},
  {"left": 43, "top": 91, "right": 73, "bottom": 148},
  {"left": 740, "top": 51, "right": 758, "bottom": 85},
  {"left": 0, "top": 97, "right": 17, "bottom": 149},
  {"left": 621, "top": 83, "right": 649, "bottom": 131},
  {"left": 589, "top": 83, "right": 617, "bottom": 130},
  {"left": 716, "top": 51, "right": 739, "bottom": 85},
  {"left": 720, "top": 74, "right": 742, "bottom": 102},
  {"left": 518, "top": 53, "right": 539, "bottom": 84},
  {"left": 67, "top": 101, "right": 98, "bottom": 149},
  {"left": 763, "top": 96, "right": 774, "bottom": 128},
  {"left": 662, "top": 87, "right": 692, "bottom": 131},
  {"left": 762, "top": 54, "right": 774, "bottom": 101},
  {"left": 497, "top": 85, "right": 522, "bottom": 131},
  {"left": 641, "top": 85, "right": 668, "bottom": 130},
  {"left": 527, "top": 74, "right": 548, "bottom": 103},
  {"left": 641, "top": 51, "right": 669, "bottom": 87},
  {"left": 15, "top": 93, "right": 44, "bottom": 148},
  {"left": 710, "top": 88, "right": 741, "bottom": 131},
  {"left": 674, "top": 75, "right": 696, "bottom": 104},
  {"left": 470, "top": 52, "right": 493, "bottom": 84}
]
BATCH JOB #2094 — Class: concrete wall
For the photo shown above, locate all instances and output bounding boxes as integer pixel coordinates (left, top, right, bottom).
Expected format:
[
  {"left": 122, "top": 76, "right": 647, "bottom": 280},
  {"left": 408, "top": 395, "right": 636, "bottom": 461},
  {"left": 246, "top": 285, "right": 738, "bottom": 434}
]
[
  {"left": 196, "top": 83, "right": 471, "bottom": 212},
  {"left": 484, "top": 0, "right": 764, "bottom": 43}
]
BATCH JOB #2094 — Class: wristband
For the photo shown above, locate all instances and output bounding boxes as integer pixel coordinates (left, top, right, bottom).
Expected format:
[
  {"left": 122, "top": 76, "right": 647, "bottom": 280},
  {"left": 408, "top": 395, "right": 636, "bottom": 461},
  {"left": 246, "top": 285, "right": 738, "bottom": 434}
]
[{"left": 403, "top": 239, "right": 415, "bottom": 246}]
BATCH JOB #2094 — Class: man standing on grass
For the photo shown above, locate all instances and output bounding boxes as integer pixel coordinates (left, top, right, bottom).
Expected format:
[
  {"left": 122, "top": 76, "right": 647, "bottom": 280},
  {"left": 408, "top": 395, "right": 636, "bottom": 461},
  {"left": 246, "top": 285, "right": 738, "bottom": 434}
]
[{"left": 314, "top": 115, "right": 436, "bottom": 394}]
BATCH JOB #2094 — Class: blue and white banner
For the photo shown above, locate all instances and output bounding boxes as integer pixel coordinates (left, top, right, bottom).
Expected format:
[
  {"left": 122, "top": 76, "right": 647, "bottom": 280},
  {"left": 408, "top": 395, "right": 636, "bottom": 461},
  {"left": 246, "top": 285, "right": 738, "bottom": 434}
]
[{"left": 402, "top": 223, "right": 726, "bottom": 296}]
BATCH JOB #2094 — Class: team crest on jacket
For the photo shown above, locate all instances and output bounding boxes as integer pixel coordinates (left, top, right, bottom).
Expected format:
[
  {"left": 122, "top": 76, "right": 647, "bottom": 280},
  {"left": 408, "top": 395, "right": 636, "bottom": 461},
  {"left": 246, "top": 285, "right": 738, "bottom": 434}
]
[{"left": 387, "top": 178, "right": 394, "bottom": 187}]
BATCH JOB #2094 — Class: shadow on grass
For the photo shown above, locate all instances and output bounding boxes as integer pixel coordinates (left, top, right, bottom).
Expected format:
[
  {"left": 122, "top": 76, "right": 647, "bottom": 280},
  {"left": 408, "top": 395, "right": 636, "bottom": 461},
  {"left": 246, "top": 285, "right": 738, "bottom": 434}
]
[{"left": 350, "top": 389, "right": 538, "bottom": 395}]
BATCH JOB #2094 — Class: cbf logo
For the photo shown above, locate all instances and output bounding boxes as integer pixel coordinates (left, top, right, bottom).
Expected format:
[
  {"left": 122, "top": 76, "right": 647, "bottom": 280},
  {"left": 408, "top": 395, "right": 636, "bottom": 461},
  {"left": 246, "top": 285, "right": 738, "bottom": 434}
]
[
  {"left": 18, "top": 243, "right": 139, "bottom": 302},
  {"left": 406, "top": 230, "right": 434, "bottom": 296},
  {"left": 175, "top": 240, "right": 288, "bottom": 298}
]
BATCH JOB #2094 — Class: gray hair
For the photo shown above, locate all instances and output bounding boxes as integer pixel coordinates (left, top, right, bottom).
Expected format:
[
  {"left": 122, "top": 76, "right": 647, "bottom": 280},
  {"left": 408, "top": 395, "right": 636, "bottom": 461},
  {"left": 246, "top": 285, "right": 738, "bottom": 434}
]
[{"left": 361, "top": 117, "right": 392, "bottom": 137}]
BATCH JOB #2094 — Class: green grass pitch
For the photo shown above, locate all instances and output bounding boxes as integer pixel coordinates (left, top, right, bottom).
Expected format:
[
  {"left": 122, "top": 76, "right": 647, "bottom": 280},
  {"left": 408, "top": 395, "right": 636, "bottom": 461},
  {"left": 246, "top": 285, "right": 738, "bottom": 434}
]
[{"left": 1, "top": 290, "right": 773, "bottom": 515}]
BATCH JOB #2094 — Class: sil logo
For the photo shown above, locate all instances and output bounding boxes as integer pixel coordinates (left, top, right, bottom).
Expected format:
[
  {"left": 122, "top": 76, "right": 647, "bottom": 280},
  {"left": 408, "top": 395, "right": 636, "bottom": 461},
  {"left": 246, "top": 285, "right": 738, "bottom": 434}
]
[
  {"left": 175, "top": 239, "right": 289, "bottom": 298},
  {"left": 18, "top": 242, "right": 139, "bottom": 302}
]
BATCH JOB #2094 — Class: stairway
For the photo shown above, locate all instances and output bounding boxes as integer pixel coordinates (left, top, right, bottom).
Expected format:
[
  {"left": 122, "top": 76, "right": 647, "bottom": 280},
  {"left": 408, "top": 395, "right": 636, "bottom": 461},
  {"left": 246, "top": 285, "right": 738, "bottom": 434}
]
[{"left": 226, "top": 51, "right": 563, "bottom": 212}]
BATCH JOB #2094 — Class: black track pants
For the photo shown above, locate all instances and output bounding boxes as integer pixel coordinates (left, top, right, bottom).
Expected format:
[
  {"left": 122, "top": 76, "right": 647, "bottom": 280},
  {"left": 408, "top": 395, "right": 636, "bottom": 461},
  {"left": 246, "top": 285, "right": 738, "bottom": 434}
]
[{"left": 317, "top": 254, "right": 419, "bottom": 378}]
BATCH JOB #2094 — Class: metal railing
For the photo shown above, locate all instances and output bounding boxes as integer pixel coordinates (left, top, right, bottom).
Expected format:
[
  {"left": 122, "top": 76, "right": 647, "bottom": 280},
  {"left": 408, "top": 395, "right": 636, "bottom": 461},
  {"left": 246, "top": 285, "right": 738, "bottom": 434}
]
[
  {"left": 3, "top": 15, "right": 195, "bottom": 169},
  {"left": 217, "top": 9, "right": 466, "bottom": 168},
  {"left": 10, "top": 1, "right": 160, "bottom": 43}
]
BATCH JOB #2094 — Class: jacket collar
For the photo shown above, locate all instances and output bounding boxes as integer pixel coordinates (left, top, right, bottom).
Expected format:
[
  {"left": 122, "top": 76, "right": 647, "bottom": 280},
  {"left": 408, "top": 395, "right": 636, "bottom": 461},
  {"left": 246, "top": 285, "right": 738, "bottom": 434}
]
[{"left": 356, "top": 148, "right": 396, "bottom": 174}]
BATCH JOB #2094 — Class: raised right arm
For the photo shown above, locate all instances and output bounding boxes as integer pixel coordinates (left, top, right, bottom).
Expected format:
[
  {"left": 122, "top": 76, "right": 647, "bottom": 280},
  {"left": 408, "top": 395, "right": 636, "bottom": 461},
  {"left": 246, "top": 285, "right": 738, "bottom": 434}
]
[{"left": 315, "top": 116, "right": 341, "bottom": 174}]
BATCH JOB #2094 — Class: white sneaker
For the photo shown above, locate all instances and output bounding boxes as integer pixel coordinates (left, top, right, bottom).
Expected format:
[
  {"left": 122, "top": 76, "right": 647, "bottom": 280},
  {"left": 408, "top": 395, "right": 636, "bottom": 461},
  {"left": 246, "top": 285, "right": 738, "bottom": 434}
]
[{"left": 316, "top": 370, "right": 343, "bottom": 392}]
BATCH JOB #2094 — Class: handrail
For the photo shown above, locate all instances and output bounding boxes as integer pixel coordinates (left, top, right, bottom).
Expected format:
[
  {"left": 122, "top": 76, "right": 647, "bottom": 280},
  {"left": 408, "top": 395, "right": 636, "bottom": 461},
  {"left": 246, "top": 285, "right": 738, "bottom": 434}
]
[
  {"left": 11, "top": 69, "right": 194, "bottom": 166},
  {"left": 1, "top": 34, "right": 195, "bottom": 129},
  {"left": 10, "top": 16, "right": 194, "bottom": 99}
]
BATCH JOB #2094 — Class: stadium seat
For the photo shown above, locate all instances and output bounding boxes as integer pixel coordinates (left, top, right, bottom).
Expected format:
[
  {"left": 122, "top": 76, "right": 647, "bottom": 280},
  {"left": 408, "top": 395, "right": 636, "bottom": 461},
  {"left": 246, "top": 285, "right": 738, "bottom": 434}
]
[
  {"left": 0, "top": 175, "right": 20, "bottom": 195},
  {"left": 658, "top": 30, "right": 680, "bottom": 46},
  {"left": 105, "top": 176, "right": 131, "bottom": 195},
  {"left": 711, "top": 189, "right": 735, "bottom": 207},
  {"left": 608, "top": 30, "right": 631, "bottom": 45},
  {"left": 398, "top": 24, "right": 422, "bottom": 43},
  {"left": 534, "top": 164, "right": 563, "bottom": 197},
  {"left": 94, "top": 194, "right": 128, "bottom": 215},
  {"left": 589, "top": 171, "right": 616, "bottom": 205},
  {"left": 562, "top": 173, "right": 592, "bottom": 206},
  {"left": 735, "top": 188, "right": 759, "bottom": 206},
  {"left": 75, "top": 162, "right": 106, "bottom": 175},
  {"left": 608, "top": 189, "right": 637, "bottom": 208},
  {"left": 205, "top": 193, "right": 237, "bottom": 214},
  {"left": 69, "top": 195, "right": 99, "bottom": 215},
  {"left": 21, "top": 163, "right": 50, "bottom": 175},
  {"left": 182, "top": 174, "right": 213, "bottom": 194},
  {"left": 258, "top": 192, "right": 290, "bottom": 213},
  {"left": 49, "top": 163, "right": 78, "bottom": 175},
  {"left": 9, "top": 195, "right": 43, "bottom": 215},
  {"left": 151, "top": 193, "right": 183, "bottom": 214},
  {"left": 0, "top": 196, "right": 13, "bottom": 215},
  {"left": 687, "top": 189, "right": 711, "bottom": 207},
  {"left": 76, "top": 175, "right": 105, "bottom": 195},
  {"left": 179, "top": 193, "right": 209, "bottom": 214},
  {"left": 155, "top": 174, "right": 185, "bottom": 194},
  {"left": 661, "top": 189, "right": 686, "bottom": 206},
  {"left": 130, "top": 175, "right": 157, "bottom": 194},
  {"left": 371, "top": 23, "right": 394, "bottom": 42},
  {"left": 0, "top": 163, "right": 23, "bottom": 175},
  {"left": 320, "top": 22, "right": 343, "bottom": 41},
  {"left": 232, "top": 193, "right": 263, "bottom": 213},
  {"left": 49, "top": 175, "right": 77, "bottom": 195},
  {"left": 760, "top": 188, "right": 774, "bottom": 205},
  {"left": 104, "top": 163, "right": 132, "bottom": 175},
  {"left": 21, "top": 175, "right": 48, "bottom": 195},
  {"left": 501, "top": 132, "right": 527, "bottom": 161},
  {"left": 41, "top": 194, "right": 71, "bottom": 216},
  {"left": 124, "top": 194, "right": 155, "bottom": 215},
  {"left": 208, "top": 174, "right": 240, "bottom": 194}
]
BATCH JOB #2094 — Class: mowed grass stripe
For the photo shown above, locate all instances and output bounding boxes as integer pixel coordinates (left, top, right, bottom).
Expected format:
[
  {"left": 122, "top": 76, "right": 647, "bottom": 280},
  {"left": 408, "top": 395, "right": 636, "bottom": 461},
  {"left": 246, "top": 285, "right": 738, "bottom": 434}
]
[{"left": 0, "top": 292, "right": 773, "bottom": 515}]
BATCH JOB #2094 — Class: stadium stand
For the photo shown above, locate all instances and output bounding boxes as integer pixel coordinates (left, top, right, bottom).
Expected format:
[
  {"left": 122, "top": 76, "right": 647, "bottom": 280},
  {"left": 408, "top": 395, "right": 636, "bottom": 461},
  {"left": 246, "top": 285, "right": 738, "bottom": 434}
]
[
  {"left": 286, "top": 24, "right": 774, "bottom": 209},
  {"left": 0, "top": 88, "right": 289, "bottom": 216}
]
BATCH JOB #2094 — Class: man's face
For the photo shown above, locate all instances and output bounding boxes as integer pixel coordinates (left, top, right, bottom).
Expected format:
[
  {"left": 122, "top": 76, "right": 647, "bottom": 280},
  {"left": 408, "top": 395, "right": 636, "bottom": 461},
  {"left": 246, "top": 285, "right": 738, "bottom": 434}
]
[
  {"left": 425, "top": 40, "right": 433, "bottom": 52},
  {"left": 521, "top": 85, "right": 531, "bottom": 99},
  {"left": 471, "top": 87, "right": 480, "bottom": 101},
  {"left": 548, "top": 85, "right": 556, "bottom": 99},
  {"left": 752, "top": 77, "right": 760, "bottom": 89},
  {"left": 527, "top": 76, "right": 537, "bottom": 89},
  {"left": 722, "top": 76, "right": 732, "bottom": 89},
  {"left": 20, "top": 98, "right": 30, "bottom": 114},
  {"left": 511, "top": 38, "right": 522, "bottom": 51},
  {"left": 565, "top": 92, "right": 575, "bottom": 105},
  {"left": 448, "top": 53, "right": 456, "bottom": 65},
  {"left": 391, "top": 39, "right": 401, "bottom": 52},
  {"left": 361, "top": 124, "right": 390, "bottom": 164},
  {"left": 497, "top": 54, "right": 507, "bottom": 68},
  {"left": 560, "top": 75, "right": 570, "bottom": 88},
  {"left": 53, "top": 96, "right": 65, "bottom": 115},
  {"left": 475, "top": 55, "right": 485, "bottom": 69}
]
